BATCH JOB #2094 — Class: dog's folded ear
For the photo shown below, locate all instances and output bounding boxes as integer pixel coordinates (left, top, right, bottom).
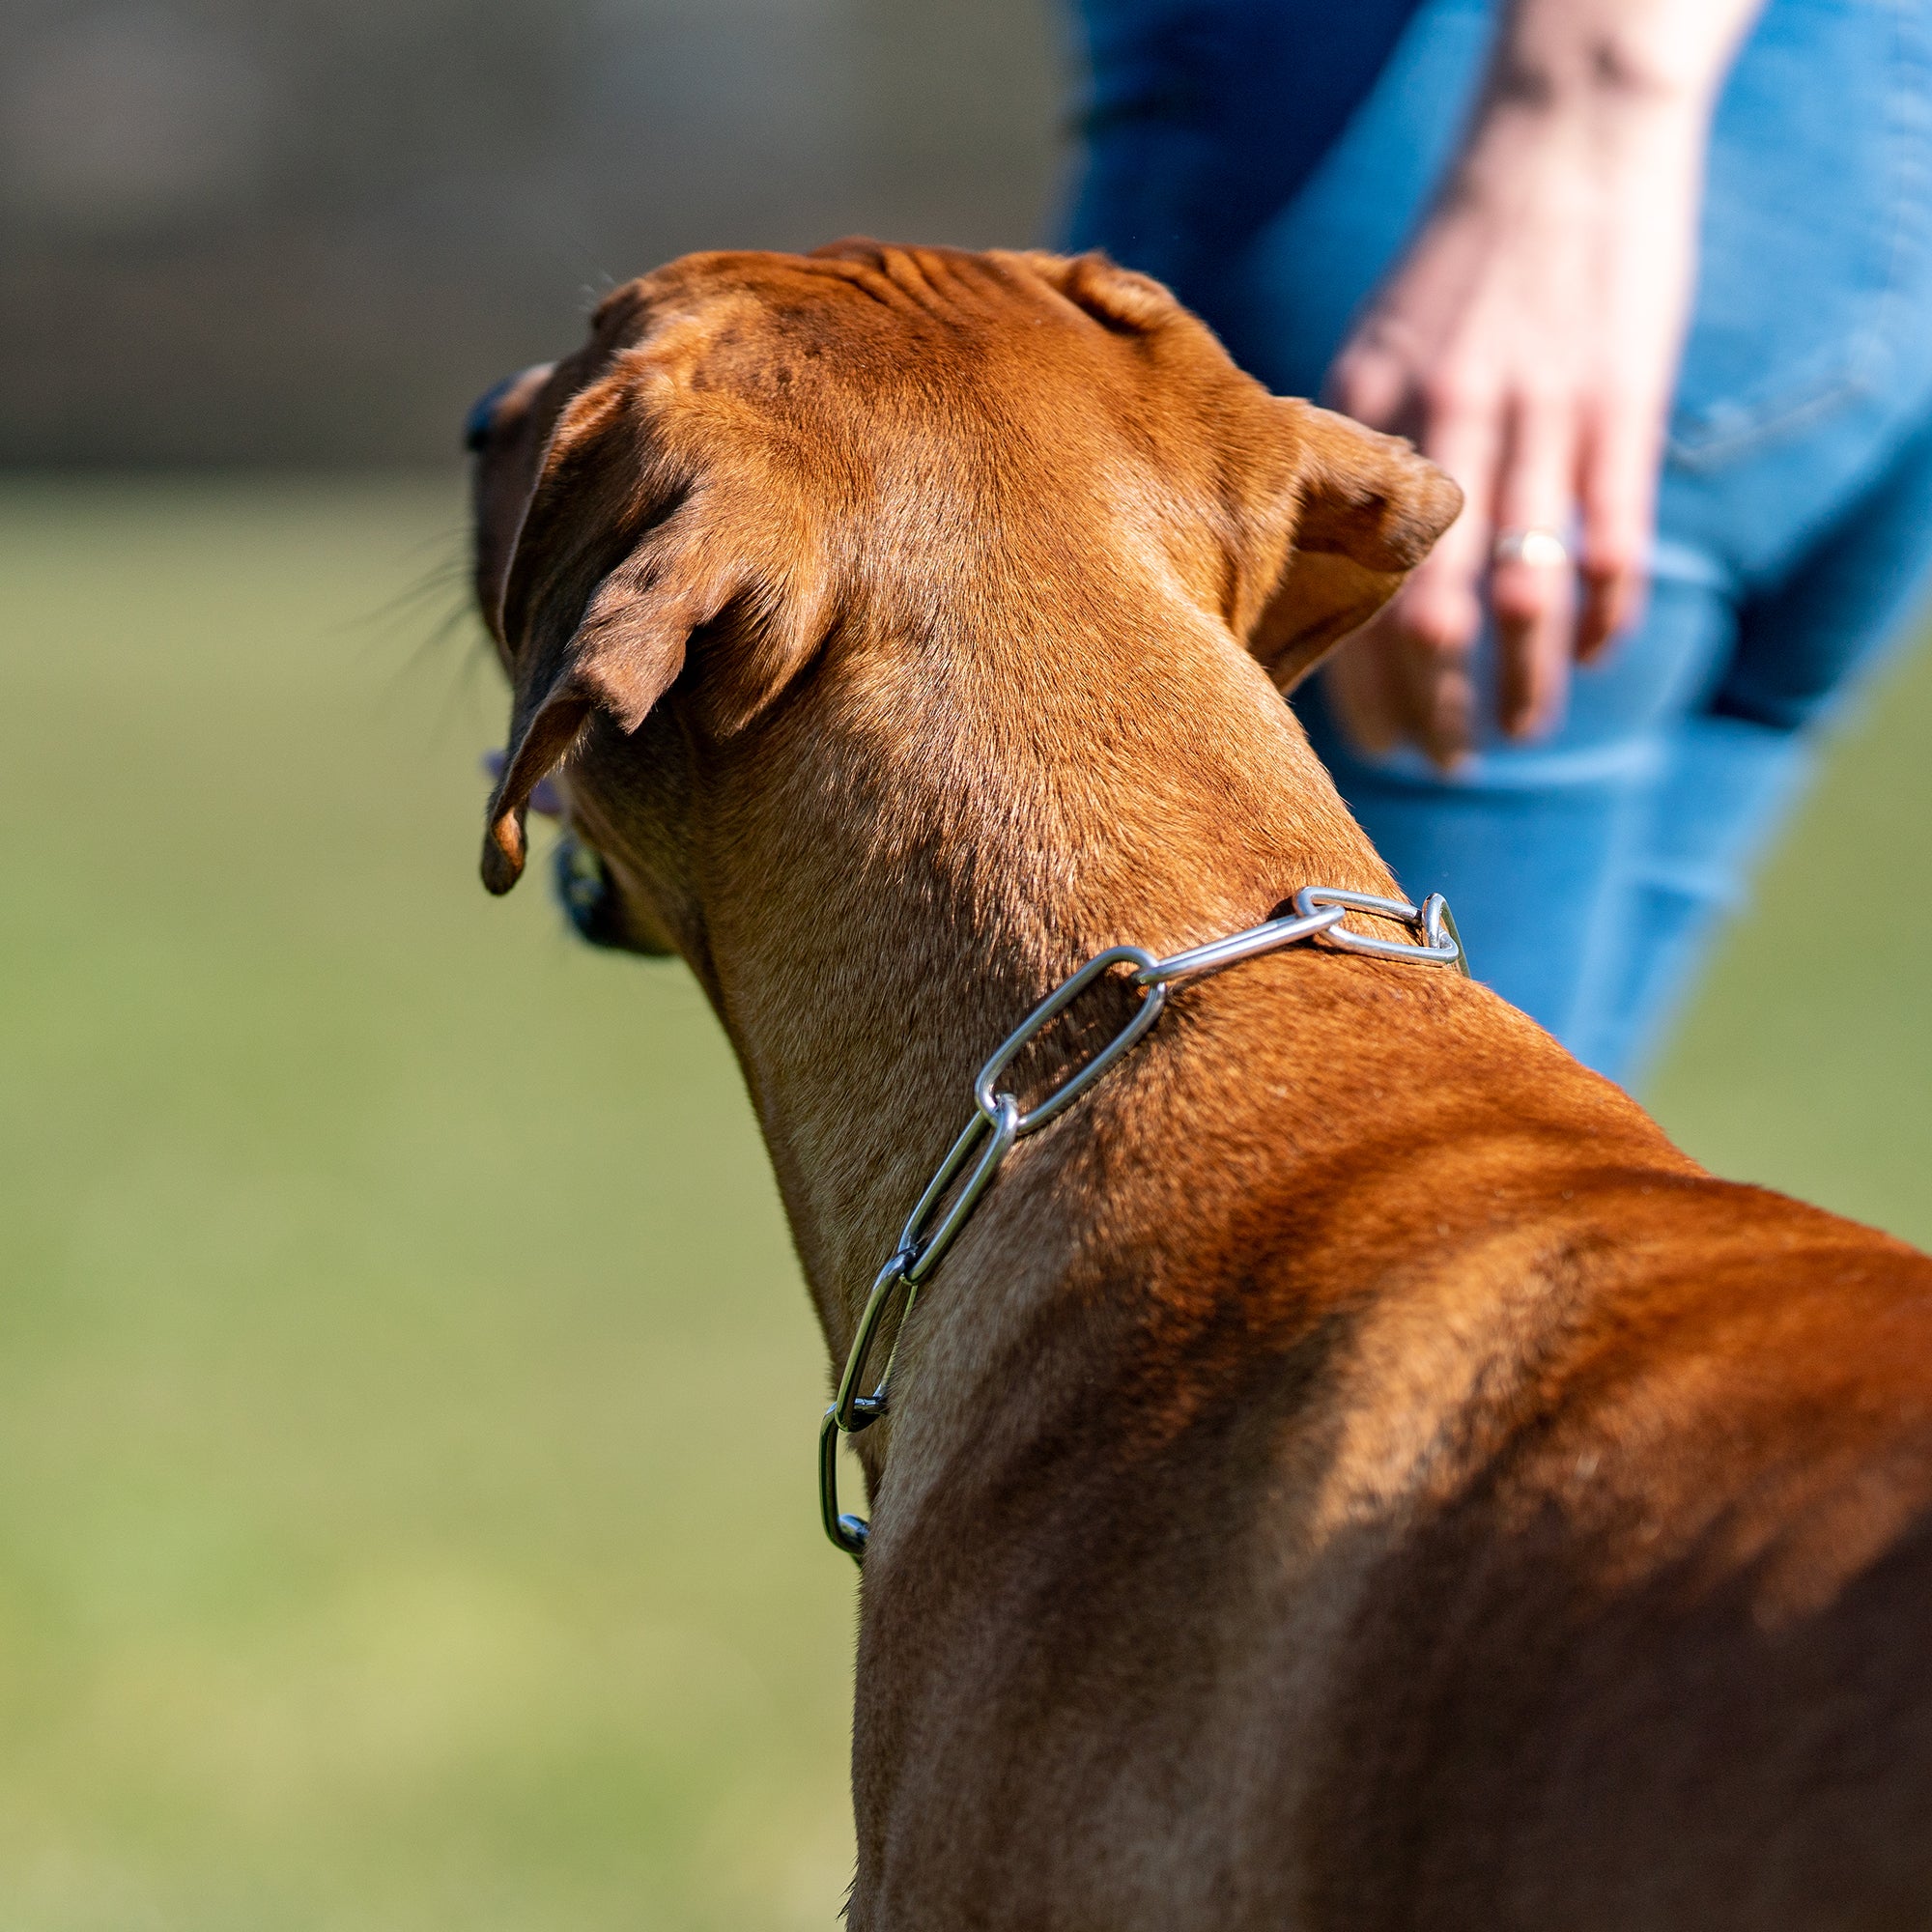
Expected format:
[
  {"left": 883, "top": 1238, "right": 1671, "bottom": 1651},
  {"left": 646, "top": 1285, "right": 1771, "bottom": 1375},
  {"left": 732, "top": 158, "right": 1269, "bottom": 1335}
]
[
  {"left": 479, "top": 371, "right": 821, "bottom": 896},
  {"left": 1243, "top": 399, "right": 1463, "bottom": 693},
  {"left": 480, "top": 366, "right": 768, "bottom": 895},
  {"left": 481, "top": 529, "right": 744, "bottom": 895}
]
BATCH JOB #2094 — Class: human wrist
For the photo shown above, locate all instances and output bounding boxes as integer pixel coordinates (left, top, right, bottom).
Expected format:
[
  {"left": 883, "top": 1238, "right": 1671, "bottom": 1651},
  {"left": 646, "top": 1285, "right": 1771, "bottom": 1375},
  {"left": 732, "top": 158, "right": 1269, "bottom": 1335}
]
[
  {"left": 1491, "top": 33, "right": 1719, "bottom": 120},
  {"left": 1477, "top": 0, "right": 1764, "bottom": 132},
  {"left": 1454, "top": 72, "right": 1706, "bottom": 203}
]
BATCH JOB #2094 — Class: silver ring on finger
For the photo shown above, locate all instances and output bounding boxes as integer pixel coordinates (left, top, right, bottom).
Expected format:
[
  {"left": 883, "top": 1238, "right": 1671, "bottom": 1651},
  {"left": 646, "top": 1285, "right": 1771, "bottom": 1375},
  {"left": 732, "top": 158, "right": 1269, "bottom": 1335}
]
[
  {"left": 1492, "top": 525, "right": 1571, "bottom": 570},
  {"left": 1492, "top": 526, "right": 1569, "bottom": 568}
]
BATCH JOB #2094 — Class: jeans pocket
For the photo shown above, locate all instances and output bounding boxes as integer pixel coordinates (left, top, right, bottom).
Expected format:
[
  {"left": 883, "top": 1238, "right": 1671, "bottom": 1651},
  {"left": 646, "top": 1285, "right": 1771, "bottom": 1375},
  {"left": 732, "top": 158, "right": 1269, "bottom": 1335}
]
[{"left": 1669, "top": 0, "right": 1932, "bottom": 469}]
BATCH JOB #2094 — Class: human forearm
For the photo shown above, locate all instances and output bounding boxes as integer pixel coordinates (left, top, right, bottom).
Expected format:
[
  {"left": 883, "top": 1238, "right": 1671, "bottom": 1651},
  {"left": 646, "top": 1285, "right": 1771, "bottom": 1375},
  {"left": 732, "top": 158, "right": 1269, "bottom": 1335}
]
[{"left": 1321, "top": 0, "right": 1768, "bottom": 760}]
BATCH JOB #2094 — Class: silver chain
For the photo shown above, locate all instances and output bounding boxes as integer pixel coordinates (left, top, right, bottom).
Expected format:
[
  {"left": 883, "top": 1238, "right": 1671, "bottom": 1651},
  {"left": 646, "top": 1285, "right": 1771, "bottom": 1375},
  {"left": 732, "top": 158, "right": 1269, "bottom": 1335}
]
[{"left": 818, "top": 887, "right": 1469, "bottom": 1560}]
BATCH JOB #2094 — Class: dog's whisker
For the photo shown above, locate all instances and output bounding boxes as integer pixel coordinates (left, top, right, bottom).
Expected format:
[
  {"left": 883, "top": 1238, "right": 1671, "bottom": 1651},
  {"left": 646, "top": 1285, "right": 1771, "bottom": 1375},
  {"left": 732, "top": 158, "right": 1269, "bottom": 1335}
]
[
  {"left": 351, "top": 549, "right": 471, "bottom": 633},
  {"left": 384, "top": 593, "right": 486, "bottom": 690},
  {"left": 420, "top": 621, "right": 505, "bottom": 756},
  {"left": 343, "top": 543, "right": 482, "bottom": 687}
]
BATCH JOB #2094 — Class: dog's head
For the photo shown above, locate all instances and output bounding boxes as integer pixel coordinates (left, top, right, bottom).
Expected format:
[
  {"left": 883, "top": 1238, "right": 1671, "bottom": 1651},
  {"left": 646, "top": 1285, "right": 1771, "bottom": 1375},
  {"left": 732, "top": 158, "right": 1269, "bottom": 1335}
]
[{"left": 466, "top": 242, "right": 1460, "bottom": 952}]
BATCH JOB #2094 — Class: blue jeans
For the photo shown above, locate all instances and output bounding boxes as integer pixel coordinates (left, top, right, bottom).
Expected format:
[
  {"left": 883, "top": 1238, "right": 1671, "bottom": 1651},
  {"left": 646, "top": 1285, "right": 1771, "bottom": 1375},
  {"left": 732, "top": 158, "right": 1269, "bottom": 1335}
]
[{"left": 1065, "top": 0, "right": 1932, "bottom": 1084}]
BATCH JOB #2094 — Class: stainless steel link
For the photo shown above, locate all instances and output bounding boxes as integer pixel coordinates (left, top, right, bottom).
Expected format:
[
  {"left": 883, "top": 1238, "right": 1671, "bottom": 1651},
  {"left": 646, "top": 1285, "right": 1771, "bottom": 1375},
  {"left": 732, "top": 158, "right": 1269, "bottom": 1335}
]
[
  {"left": 1293, "top": 888, "right": 1470, "bottom": 976},
  {"left": 1132, "top": 901, "right": 1345, "bottom": 986},
  {"left": 902, "top": 1094, "right": 1024, "bottom": 1284},
  {"left": 820, "top": 1403, "right": 871, "bottom": 1556},
  {"left": 973, "top": 946, "right": 1168, "bottom": 1135},
  {"left": 833, "top": 1094, "right": 1024, "bottom": 1439},
  {"left": 817, "top": 884, "right": 1468, "bottom": 1560},
  {"left": 818, "top": 1094, "right": 1023, "bottom": 1556}
]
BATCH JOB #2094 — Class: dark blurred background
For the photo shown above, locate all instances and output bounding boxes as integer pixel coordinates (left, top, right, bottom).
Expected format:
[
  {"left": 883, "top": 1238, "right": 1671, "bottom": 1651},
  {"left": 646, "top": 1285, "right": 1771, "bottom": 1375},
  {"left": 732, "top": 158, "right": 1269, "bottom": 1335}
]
[{"left": 0, "top": 0, "right": 1063, "bottom": 467}]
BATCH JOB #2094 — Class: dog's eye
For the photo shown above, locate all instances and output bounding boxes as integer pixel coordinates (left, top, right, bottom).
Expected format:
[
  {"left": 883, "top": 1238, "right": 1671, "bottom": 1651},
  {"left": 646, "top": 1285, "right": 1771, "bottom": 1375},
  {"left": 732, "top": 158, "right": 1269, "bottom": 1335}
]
[{"left": 462, "top": 374, "right": 519, "bottom": 455}]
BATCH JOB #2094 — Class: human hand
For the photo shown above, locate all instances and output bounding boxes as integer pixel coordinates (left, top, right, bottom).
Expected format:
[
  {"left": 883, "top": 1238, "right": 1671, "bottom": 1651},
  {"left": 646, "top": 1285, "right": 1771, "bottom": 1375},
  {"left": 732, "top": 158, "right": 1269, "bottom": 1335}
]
[{"left": 1322, "top": 89, "right": 1709, "bottom": 764}]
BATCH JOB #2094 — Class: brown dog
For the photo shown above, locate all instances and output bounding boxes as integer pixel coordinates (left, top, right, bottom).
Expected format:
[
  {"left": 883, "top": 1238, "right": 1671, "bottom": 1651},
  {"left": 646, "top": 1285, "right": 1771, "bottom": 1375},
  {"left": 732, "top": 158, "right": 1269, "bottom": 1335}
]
[{"left": 468, "top": 242, "right": 1932, "bottom": 1929}]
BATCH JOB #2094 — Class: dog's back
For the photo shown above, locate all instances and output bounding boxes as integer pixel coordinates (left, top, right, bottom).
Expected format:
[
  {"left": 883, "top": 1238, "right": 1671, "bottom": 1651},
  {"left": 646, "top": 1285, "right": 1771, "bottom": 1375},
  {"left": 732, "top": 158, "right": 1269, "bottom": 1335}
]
[
  {"left": 850, "top": 987, "right": 1932, "bottom": 1929},
  {"left": 1303, "top": 1177, "right": 1932, "bottom": 1929}
]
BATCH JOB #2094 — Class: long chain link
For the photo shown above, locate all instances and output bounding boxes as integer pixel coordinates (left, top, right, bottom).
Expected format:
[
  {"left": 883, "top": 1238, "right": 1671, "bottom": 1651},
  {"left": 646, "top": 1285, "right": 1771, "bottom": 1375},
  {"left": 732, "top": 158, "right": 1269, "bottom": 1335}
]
[{"left": 818, "top": 887, "right": 1468, "bottom": 1559}]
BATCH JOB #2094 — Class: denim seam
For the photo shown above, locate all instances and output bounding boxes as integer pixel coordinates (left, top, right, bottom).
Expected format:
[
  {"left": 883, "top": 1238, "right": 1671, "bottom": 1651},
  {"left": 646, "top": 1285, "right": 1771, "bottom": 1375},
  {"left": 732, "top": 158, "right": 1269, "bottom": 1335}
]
[
  {"left": 1668, "top": 366, "right": 1878, "bottom": 474},
  {"left": 1627, "top": 859, "right": 1753, "bottom": 908},
  {"left": 1322, "top": 737, "right": 1668, "bottom": 792},
  {"left": 1668, "top": 0, "right": 1932, "bottom": 471}
]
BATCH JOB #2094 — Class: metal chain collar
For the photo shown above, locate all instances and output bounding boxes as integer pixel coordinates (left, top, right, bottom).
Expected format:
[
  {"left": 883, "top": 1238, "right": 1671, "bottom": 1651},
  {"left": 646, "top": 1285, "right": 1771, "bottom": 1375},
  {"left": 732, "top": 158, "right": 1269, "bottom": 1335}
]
[{"left": 817, "top": 887, "right": 1470, "bottom": 1561}]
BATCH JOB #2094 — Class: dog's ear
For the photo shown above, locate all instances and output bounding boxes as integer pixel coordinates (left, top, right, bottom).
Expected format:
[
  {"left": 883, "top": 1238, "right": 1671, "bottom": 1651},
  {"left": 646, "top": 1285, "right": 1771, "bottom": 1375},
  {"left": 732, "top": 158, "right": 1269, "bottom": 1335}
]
[
  {"left": 1242, "top": 400, "right": 1463, "bottom": 693},
  {"left": 482, "top": 363, "right": 828, "bottom": 895},
  {"left": 481, "top": 529, "right": 747, "bottom": 895},
  {"left": 480, "top": 376, "right": 764, "bottom": 896}
]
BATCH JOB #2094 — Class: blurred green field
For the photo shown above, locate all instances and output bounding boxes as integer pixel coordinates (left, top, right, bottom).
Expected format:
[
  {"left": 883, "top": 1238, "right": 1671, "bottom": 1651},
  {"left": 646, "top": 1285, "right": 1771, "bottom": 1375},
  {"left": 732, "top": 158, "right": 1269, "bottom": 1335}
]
[{"left": 0, "top": 480, "right": 1927, "bottom": 1931}]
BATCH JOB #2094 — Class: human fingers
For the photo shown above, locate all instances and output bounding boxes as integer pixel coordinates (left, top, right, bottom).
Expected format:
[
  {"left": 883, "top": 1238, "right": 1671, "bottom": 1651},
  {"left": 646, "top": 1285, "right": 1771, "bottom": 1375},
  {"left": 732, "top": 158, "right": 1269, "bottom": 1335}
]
[
  {"left": 1490, "top": 390, "right": 1578, "bottom": 739},
  {"left": 1325, "top": 331, "right": 1415, "bottom": 435},
  {"left": 1575, "top": 388, "right": 1661, "bottom": 661},
  {"left": 1322, "top": 602, "right": 1466, "bottom": 758},
  {"left": 1396, "top": 382, "right": 1498, "bottom": 764},
  {"left": 1321, "top": 620, "right": 1406, "bottom": 756},
  {"left": 1326, "top": 336, "right": 1488, "bottom": 764}
]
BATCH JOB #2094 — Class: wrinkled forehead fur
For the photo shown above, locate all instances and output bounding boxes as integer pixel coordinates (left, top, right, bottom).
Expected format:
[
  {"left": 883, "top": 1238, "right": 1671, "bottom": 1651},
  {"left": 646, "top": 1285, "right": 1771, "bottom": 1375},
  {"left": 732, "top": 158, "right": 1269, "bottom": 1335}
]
[{"left": 477, "top": 239, "right": 1459, "bottom": 897}]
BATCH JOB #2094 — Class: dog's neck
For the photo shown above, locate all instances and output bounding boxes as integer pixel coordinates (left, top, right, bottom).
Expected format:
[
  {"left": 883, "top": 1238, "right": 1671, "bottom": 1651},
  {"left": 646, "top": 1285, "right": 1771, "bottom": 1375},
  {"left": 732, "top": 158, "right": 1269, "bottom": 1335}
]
[
  {"left": 683, "top": 587, "right": 1424, "bottom": 1363},
  {"left": 633, "top": 577, "right": 1640, "bottom": 1565}
]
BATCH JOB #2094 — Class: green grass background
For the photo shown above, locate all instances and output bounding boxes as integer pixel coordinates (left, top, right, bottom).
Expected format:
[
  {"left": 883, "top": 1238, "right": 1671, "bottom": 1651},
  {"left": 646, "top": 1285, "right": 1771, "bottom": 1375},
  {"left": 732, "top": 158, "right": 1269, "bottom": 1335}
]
[{"left": 1, "top": 480, "right": 1926, "bottom": 1929}]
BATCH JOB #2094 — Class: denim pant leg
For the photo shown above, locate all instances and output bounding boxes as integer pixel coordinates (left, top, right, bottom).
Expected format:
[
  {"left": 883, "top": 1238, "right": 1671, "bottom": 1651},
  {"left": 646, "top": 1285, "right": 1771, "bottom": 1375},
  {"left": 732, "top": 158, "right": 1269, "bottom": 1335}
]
[
  {"left": 1588, "top": 408, "right": 1932, "bottom": 1081},
  {"left": 1301, "top": 561, "right": 1740, "bottom": 1070}
]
